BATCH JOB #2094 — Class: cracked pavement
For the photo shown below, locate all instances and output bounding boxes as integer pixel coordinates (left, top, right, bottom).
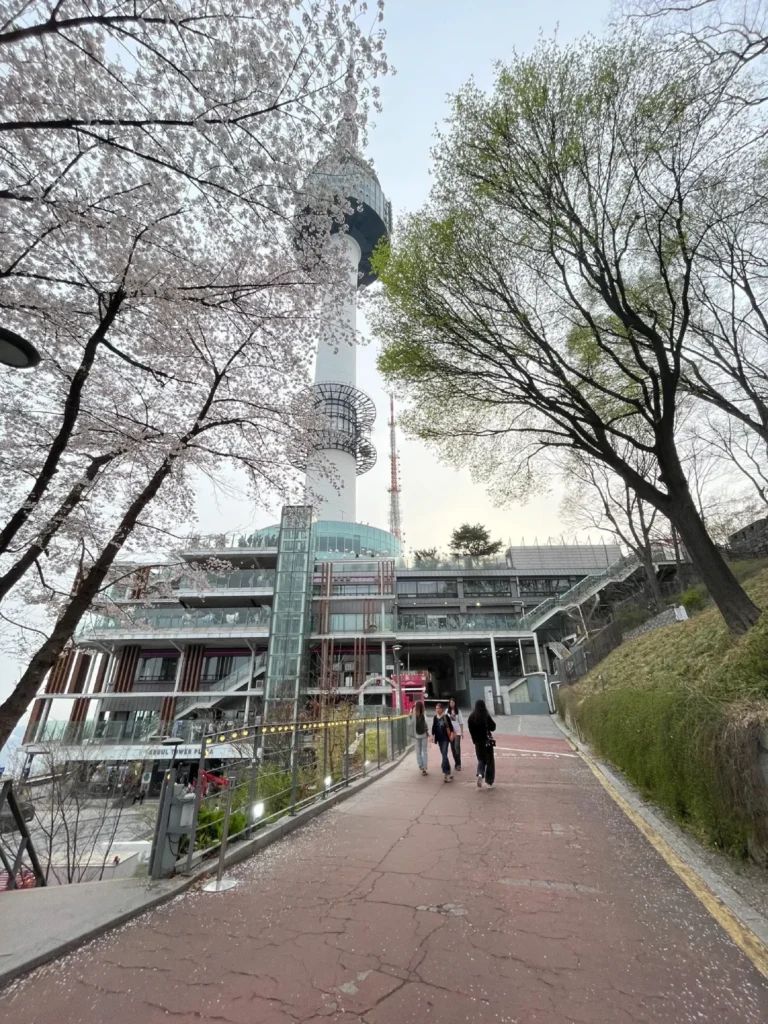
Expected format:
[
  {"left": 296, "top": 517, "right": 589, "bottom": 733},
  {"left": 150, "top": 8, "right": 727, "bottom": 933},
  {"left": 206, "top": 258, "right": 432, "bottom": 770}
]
[{"left": 4, "top": 717, "right": 768, "bottom": 1023}]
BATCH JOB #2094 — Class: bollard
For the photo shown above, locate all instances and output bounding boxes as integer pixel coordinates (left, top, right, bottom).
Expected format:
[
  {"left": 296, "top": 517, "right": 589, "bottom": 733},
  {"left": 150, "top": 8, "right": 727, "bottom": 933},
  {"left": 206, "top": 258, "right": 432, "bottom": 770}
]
[{"left": 202, "top": 777, "right": 237, "bottom": 893}]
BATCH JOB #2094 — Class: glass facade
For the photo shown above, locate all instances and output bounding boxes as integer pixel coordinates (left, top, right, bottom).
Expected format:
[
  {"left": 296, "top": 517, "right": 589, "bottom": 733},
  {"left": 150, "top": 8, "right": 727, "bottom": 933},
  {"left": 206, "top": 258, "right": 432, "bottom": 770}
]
[
  {"left": 398, "top": 612, "right": 520, "bottom": 632},
  {"left": 263, "top": 507, "right": 314, "bottom": 720},
  {"left": 136, "top": 655, "right": 178, "bottom": 682},
  {"left": 313, "top": 521, "right": 400, "bottom": 559},
  {"left": 463, "top": 578, "right": 512, "bottom": 597},
  {"left": 397, "top": 579, "right": 459, "bottom": 598}
]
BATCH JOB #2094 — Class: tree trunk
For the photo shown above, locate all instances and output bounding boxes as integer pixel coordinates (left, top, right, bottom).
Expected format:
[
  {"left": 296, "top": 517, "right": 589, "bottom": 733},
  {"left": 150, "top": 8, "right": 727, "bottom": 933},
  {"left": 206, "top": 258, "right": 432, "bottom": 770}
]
[
  {"left": 642, "top": 550, "right": 664, "bottom": 612},
  {"left": 0, "top": 446, "right": 180, "bottom": 750},
  {"left": 670, "top": 499, "right": 760, "bottom": 634}
]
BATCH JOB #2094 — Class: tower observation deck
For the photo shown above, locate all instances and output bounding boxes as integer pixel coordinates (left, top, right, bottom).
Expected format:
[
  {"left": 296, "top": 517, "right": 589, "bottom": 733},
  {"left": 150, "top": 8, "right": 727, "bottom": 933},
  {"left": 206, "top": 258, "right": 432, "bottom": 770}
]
[{"left": 297, "top": 81, "right": 392, "bottom": 523}]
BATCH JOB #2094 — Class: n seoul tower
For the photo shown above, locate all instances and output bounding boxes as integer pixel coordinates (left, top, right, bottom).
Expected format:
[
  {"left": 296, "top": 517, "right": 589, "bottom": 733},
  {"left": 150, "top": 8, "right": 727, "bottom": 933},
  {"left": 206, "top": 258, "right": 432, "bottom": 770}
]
[{"left": 298, "top": 69, "right": 392, "bottom": 522}]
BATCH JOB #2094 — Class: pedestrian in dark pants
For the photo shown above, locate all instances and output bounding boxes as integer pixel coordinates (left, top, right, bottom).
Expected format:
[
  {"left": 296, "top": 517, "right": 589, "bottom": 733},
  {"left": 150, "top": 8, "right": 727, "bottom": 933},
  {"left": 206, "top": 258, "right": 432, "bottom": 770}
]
[
  {"left": 467, "top": 699, "right": 496, "bottom": 789},
  {"left": 447, "top": 697, "right": 464, "bottom": 772},
  {"left": 431, "top": 703, "right": 455, "bottom": 782}
]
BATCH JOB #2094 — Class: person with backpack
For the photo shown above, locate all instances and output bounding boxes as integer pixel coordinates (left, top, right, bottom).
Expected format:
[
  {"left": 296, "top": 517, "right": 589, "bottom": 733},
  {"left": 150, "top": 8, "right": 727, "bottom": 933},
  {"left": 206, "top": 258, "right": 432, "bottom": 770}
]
[
  {"left": 431, "top": 702, "right": 455, "bottom": 782},
  {"left": 410, "top": 700, "right": 429, "bottom": 775},
  {"left": 467, "top": 699, "right": 497, "bottom": 789},
  {"left": 447, "top": 697, "right": 464, "bottom": 771}
]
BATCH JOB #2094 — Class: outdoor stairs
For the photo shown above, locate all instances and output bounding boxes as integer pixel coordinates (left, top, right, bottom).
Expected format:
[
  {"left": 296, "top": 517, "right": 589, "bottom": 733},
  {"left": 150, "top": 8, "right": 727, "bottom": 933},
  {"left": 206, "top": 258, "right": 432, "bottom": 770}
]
[
  {"left": 175, "top": 653, "right": 266, "bottom": 719},
  {"left": 519, "top": 553, "right": 642, "bottom": 631}
]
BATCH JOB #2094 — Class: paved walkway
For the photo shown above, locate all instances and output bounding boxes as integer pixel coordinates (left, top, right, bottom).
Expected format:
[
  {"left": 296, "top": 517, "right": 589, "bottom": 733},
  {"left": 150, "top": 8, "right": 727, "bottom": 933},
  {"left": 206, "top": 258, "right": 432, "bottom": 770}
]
[{"left": 5, "top": 718, "right": 768, "bottom": 1023}]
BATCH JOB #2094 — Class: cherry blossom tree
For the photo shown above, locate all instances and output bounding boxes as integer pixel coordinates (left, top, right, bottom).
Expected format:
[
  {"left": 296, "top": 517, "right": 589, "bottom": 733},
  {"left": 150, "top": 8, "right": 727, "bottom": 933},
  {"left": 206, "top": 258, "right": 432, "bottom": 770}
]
[{"left": 0, "top": 0, "right": 390, "bottom": 748}]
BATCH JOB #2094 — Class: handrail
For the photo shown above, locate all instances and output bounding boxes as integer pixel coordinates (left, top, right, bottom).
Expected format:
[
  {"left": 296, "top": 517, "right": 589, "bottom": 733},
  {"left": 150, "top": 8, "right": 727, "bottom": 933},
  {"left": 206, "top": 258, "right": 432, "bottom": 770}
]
[{"left": 519, "top": 554, "right": 641, "bottom": 630}]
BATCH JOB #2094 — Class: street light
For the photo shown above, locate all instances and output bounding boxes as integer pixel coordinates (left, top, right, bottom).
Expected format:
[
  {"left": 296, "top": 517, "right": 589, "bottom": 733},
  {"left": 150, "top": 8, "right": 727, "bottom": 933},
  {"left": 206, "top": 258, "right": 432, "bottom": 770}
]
[
  {"left": 149, "top": 734, "right": 185, "bottom": 770},
  {"left": 0, "top": 326, "right": 41, "bottom": 369}
]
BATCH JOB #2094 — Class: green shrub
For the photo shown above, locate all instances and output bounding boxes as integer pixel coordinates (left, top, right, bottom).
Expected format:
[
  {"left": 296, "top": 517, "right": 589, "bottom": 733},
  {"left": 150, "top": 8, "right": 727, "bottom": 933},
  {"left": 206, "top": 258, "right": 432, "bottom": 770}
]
[
  {"left": 614, "top": 604, "right": 652, "bottom": 632},
  {"left": 559, "top": 569, "right": 768, "bottom": 859},
  {"left": 679, "top": 585, "right": 707, "bottom": 615}
]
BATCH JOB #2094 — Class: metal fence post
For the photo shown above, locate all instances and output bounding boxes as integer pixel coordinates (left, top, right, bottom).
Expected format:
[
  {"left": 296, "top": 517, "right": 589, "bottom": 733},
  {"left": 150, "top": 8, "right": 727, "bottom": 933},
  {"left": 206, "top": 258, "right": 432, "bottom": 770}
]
[
  {"left": 290, "top": 721, "right": 300, "bottom": 814},
  {"left": 362, "top": 719, "right": 367, "bottom": 777},
  {"left": 247, "top": 723, "right": 261, "bottom": 835},
  {"left": 376, "top": 716, "right": 381, "bottom": 771},
  {"left": 186, "top": 749, "right": 206, "bottom": 872},
  {"left": 322, "top": 718, "right": 329, "bottom": 796},
  {"left": 344, "top": 716, "right": 350, "bottom": 786},
  {"left": 390, "top": 715, "right": 395, "bottom": 762},
  {"left": 202, "top": 777, "right": 237, "bottom": 893}
]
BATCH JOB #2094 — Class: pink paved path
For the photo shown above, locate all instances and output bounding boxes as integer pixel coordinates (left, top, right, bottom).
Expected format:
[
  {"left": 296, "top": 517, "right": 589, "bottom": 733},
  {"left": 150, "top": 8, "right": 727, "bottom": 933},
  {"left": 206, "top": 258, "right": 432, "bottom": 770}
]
[{"left": 5, "top": 720, "right": 768, "bottom": 1023}]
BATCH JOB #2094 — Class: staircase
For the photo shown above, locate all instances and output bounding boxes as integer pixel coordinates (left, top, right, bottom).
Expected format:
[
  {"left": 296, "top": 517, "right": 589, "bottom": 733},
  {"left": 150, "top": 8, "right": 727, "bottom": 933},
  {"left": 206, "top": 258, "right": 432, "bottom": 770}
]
[
  {"left": 175, "top": 653, "right": 267, "bottom": 719},
  {"left": 519, "top": 554, "right": 641, "bottom": 631}
]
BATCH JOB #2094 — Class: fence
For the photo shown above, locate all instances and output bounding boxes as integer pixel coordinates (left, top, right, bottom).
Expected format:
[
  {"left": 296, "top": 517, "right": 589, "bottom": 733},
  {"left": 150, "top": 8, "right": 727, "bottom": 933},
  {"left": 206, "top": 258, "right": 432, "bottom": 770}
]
[
  {"left": 551, "top": 620, "right": 624, "bottom": 686},
  {"left": 149, "top": 709, "right": 410, "bottom": 879}
]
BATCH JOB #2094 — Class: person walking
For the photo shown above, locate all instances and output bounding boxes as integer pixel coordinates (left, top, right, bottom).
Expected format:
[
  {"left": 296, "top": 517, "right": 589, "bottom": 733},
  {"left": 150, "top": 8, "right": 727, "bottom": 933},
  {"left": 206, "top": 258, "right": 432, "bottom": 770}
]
[
  {"left": 410, "top": 701, "right": 429, "bottom": 775},
  {"left": 447, "top": 697, "right": 464, "bottom": 772},
  {"left": 431, "top": 702, "right": 455, "bottom": 782},
  {"left": 467, "top": 699, "right": 497, "bottom": 789}
]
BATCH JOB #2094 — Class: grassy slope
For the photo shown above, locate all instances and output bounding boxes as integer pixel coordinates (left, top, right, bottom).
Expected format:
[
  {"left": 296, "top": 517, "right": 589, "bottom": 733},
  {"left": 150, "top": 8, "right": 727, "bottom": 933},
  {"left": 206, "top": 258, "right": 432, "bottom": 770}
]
[{"left": 559, "top": 565, "right": 768, "bottom": 857}]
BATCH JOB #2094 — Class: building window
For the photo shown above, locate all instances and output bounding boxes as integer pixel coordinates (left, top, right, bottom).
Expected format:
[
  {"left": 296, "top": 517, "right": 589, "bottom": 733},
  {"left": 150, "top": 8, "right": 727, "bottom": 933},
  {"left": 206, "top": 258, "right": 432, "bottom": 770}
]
[
  {"left": 396, "top": 579, "right": 458, "bottom": 598},
  {"left": 463, "top": 578, "right": 512, "bottom": 597},
  {"left": 135, "top": 656, "right": 178, "bottom": 682},
  {"left": 518, "top": 577, "right": 580, "bottom": 597},
  {"left": 201, "top": 653, "right": 250, "bottom": 683}
]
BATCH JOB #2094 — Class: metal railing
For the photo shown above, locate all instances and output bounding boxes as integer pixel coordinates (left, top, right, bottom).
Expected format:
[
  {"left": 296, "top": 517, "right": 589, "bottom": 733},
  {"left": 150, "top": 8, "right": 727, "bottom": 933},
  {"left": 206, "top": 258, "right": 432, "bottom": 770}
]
[
  {"left": 183, "top": 530, "right": 280, "bottom": 551},
  {"left": 83, "top": 605, "right": 272, "bottom": 634},
  {"left": 397, "top": 612, "right": 521, "bottom": 632},
  {"left": 179, "top": 569, "right": 276, "bottom": 592},
  {"left": 149, "top": 710, "right": 410, "bottom": 879},
  {"left": 519, "top": 554, "right": 642, "bottom": 630}
]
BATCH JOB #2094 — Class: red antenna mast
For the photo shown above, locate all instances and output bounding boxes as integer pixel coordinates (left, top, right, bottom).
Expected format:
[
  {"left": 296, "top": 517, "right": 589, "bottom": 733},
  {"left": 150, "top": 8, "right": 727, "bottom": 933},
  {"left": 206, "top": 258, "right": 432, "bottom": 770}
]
[{"left": 388, "top": 393, "right": 402, "bottom": 541}]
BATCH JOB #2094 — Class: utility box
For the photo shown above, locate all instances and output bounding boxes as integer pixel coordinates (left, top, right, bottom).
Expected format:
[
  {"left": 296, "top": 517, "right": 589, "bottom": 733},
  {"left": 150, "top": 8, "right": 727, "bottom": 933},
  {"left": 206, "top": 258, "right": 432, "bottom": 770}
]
[{"left": 152, "top": 783, "right": 197, "bottom": 879}]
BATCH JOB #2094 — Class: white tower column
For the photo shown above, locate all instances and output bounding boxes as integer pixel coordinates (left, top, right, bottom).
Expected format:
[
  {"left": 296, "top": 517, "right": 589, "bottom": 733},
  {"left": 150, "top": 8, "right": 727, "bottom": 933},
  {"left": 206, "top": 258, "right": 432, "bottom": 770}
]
[{"left": 303, "top": 233, "right": 376, "bottom": 522}]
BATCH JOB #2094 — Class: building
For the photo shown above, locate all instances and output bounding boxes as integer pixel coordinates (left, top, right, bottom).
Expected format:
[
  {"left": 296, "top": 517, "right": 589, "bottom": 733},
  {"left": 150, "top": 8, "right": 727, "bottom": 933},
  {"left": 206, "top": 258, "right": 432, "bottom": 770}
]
[{"left": 21, "top": 526, "right": 628, "bottom": 783}]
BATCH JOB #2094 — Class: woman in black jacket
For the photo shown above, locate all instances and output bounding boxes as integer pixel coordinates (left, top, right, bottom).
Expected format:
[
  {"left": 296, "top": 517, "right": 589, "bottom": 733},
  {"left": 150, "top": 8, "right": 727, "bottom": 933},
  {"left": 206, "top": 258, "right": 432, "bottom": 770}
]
[{"left": 467, "top": 699, "right": 497, "bottom": 789}]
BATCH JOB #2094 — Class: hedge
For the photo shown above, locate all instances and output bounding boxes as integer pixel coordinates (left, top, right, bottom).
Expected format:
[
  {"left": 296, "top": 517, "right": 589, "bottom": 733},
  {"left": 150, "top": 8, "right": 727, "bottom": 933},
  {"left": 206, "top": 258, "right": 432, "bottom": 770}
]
[{"left": 558, "top": 568, "right": 768, "bottom": 858}]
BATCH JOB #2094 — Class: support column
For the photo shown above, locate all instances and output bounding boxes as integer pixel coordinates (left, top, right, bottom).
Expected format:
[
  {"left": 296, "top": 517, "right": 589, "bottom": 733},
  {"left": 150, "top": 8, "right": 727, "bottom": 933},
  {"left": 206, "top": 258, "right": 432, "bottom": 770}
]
[
  {"left": 532, "top": 632, "right": 543, "bottom": 673},
  {"left": 489, "top": 635, "right": 502, "bottom": 714}
]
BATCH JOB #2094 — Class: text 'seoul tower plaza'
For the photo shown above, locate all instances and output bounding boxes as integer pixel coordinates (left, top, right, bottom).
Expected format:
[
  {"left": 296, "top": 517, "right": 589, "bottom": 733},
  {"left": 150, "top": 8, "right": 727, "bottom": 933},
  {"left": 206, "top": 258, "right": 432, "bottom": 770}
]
[{"left": 298, "top": 72, "right": 392, "bottom": 522}]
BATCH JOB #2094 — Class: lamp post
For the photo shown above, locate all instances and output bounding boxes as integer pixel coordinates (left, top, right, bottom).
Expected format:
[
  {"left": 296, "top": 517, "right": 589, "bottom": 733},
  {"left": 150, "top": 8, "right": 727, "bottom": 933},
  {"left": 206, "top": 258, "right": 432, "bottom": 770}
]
[
  {"left": 392, "top": 645, "right": 403, "bottom": 712},
  {"left": 0, "top": 326, "right": 41, "bottom": 369}
]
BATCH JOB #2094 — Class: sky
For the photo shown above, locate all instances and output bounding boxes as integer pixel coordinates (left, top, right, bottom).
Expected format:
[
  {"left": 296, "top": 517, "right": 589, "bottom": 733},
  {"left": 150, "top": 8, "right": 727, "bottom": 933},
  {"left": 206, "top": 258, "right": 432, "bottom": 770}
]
[
  {"left": 0, "top": 0, "right": 614, "bottom": 719},
  {"left": 195, "top": 0, "right": 615, "bottom": 554}
]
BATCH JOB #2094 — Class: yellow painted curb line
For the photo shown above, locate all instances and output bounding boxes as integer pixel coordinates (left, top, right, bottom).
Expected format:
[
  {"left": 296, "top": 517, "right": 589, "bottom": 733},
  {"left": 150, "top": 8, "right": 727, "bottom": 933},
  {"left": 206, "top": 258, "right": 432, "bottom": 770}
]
[{"left": 573, "top": 742, "right": 768, "bottom": 981}]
